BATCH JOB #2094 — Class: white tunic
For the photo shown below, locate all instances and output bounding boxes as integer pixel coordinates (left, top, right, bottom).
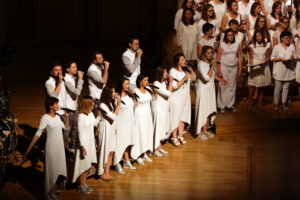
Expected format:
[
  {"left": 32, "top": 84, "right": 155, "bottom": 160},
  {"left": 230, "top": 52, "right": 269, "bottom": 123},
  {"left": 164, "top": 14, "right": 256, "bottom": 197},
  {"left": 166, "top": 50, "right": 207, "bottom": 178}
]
[
  {"left": 177, "top": 21, "right": 198, "bottom": 60},
  {"left": 131, "top": 89, "right": 154, "bottom": 159},
  {"left": 97, "top": 103, "right": 117, "bottom": 175},
  {"left": 72, "top": 113, "right": 99, "bottom": 182},
  {"left": 168, "top": 68, "right": 191, "bottom": 133},
  {"left": 151, "top": 81, "right": 171, "bottom": 150},
  {"left": 238, "top": 0, "right": 254, "bottom": 22},
  {"left": 113, "top": 95, "right": 135, "bottom": 165},
  {"left": 271, "top": 43, "right": 296, "bottom": 81},
  {"left": 35, "top": 114, "right": 67, "bottom": 195},
  {"left": 45, "top": 77, "right": 66, "bottom": 115},
  {"left": 210, "top": 1, "right": 226, "bottom": 26},
  {"left": 195, "top": 61, "right": 217, "bottom": 134},
  {"left": 248, "top": 43, "right": 272, "bottom": 87}
]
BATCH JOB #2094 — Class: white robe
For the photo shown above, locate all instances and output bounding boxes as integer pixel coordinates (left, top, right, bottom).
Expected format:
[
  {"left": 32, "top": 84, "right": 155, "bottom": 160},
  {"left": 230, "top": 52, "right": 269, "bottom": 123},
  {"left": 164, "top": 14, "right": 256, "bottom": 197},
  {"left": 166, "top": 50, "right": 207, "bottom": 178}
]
[
  {"left": 151, "top": 81, "right": 171, "bottom": 150},
  {"left": 72, "top": 112, "right": 99, "bottom": 183},
  {"left": 113, "top": 95, "right": 135, "bottom": 165},
  {"left": 97, "top": 103, "right": 117, "bottom": 175},
  {"left": 195, "top": 61, "right": 217, "bottom": 134},
  {"left": 35, "top": 114, "right": 67, "bottom": 195},
  {"left": 177, "top": 21, "right": 198, "bottom": 60},
  {"left": 131, "top": 89, "right": 154, "bottom": 159},
  {"left": 169, "top": 68, "right": 191, "bottom": 133}
]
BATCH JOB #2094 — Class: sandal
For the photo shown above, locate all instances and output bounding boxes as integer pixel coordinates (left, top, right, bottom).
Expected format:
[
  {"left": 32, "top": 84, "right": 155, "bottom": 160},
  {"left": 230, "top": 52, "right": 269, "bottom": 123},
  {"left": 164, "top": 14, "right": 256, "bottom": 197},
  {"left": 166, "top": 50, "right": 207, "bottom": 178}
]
[
  {"left": 178, "top": 136, "right": 187, "bottom": 144},
  {"left": 170, "top": 138, "right": 180, "bottom": 146}
]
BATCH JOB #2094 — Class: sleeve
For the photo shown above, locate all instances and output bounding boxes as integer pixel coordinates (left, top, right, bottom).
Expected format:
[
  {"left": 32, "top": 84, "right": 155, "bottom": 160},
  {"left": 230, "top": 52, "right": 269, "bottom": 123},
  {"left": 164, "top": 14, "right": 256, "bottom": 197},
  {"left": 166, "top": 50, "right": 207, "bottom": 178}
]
[
  {"left": 174, "top": 9, "right": 182, "bottom": 30},
  {"left": 198, "top": 62, "right": 210, "bottom": 82},
  {"left": 35, "top": 115, "right": 48, "bottom": 137},
  {"left": 271, "top": 45, "right": 278, "bottom": 60},
  {"left": 65, "top": 79, "right": 84, "bottom": 96},
  {"left": 78, "top": 114, "right": 87, "bottom": 147},
  {"left": 154, "top": 82, "right": 171, "bottom": 99},
  {"left": 100, "top": 103, "right": 117, "bottom": 121},
  {"left": 176, "top": 22, "right": 184, "bottom": 46},
  {"left": 122, "top": 55, "right": 141, "bottom": 74},
  {"left": 169, "top": 69, "right": 179, "bottom": 90},
  {"left": 87, "top": 69, "right": 104, "bottom": 83},
  {"left": 45, "top": 82, "right": 58, "bottom": 98}
]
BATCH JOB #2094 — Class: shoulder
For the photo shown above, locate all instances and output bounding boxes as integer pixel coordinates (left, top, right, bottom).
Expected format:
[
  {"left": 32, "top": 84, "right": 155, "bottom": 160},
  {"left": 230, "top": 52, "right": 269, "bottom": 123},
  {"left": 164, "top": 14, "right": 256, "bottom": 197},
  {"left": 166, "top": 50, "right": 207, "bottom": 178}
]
[{"left": 45, "top": 77, "right": 54, "bottom": 85}]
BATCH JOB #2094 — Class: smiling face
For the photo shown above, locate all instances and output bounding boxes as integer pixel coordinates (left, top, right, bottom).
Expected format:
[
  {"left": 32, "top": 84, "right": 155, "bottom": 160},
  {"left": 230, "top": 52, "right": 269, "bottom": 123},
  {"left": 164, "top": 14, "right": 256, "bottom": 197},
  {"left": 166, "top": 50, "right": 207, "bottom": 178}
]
[
  {"left": 204, "top": 48, "right": 214, "bottom": 61},
  {"left": 178, "top": 56, "right": 186, "bottom": 67},
  {"left": 231, "top": 2, "right": 238, "bottom": 13},
  {"left": 140, "top": 77, "right": 149, "bottom": 88},
  {"left": 67, "top": 62, "right": 77, "bottom": 76},
  {"left": 281, "top": 35, "right": 290, "bottom": 45},
  {"left": 254, "top": 5, "right": 262, "bottom": 15},
  {"left": 50, "top": 102, "right": 60, "bottom": 112}
]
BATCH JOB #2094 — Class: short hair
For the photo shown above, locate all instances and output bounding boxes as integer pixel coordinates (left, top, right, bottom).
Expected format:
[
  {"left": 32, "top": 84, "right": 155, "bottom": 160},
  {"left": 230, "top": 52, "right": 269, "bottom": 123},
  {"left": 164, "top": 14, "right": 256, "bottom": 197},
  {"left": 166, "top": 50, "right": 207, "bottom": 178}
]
[
  {"left": 154, "top": 67, "right": 167, "bottom": 82},
  {"left": 91, "top": 51, "right": 102, "bottom": 61},
  {"left": 202, "top": 23, "right": 215, "bottom": 34},
  {"left": 136, "top": 74, "right": 148, "bottom": 88},
  {"left": 228, "top": 19, "right": 239, "bottom": 26},
  {"left": 223, "top": 28, "right": 235, "bottom": 43},
  {"left": 128, "top": 37, "right": 139, "bottom": 45},
  {"left": 200, "top": 46, "right": 213, "bottom": 61},
  {"left": 65, "top": 60, "right": 76, "bottom": 70},
  {"left": 173, "top": 53, "right": 185, "bottom": 66},
  {"left": 45, "top": 97, "right": 59, "bottom": 113},
  {"left": 78, "top": 96, "right": 94, "bottom": 115},
  {"left": 50, "top": 62, "right": 61, "bottom": 72},
  {"left": 280, "top": 31, "right": 291, "bottom": 42},
  {"left": 250, "top": 2, "right": 261, "bottom": 16}
]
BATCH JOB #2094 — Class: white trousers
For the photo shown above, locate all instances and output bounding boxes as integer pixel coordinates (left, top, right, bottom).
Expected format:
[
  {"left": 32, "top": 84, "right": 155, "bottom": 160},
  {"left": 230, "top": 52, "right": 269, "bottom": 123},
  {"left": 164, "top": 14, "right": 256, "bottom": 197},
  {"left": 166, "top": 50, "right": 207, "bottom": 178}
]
[
  {"left": 217, "top": 65, "right": 238, "bottom": 109},
  {"left": 274, "top": 80, "right": 291, "bottom": 104}
]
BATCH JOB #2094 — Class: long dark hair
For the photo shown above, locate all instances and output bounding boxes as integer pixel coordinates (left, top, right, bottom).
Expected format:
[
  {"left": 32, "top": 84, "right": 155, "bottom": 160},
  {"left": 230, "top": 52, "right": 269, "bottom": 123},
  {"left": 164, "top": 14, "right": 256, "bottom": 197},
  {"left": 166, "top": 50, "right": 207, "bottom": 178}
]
[
  {"left": 136, "top": 74, "right": 148, "bottom": 88},
  {"left": 223, "top": 28, "right": 235, "bottom": 43},
  {"left": 116, "top": 77, "right": 134, "bottom": 100},
  {"left": 200, "top": 46, "right": 213, "bottom": 61},
  {"left": 252, "top": 30, "right": 267, "bottom": 47},
  {"left": 254, "top": 15, "right": 270, "bottom": 42},
  {"left": 45, "top": 97, "right": 59, "bottom": 113},
  {"left": 250, "top": 2, "right": 261, "bottom": 17},
  {"left": 226, "top": 0, "right": 237, "bottom": 12},
  {"left": 173, "top": 53, "right": 185, "bottom": 66},
  {"left": 202, "top": 4, "right": 216, "bottom": 21},
  {"left": 154, "top": 67, "right": 167, "bottom": 82},
  {"left": 182, "top": 8, "right": 195, "bottom": 26},
  {"left": 271, "top": 1, "right": 282, "bottom": 19},
  {"left": 100, "top": 87, "right": 114, "bottom": 111},
  {"left": 181, "top": 0, "right": 194, "bottom": 8}
]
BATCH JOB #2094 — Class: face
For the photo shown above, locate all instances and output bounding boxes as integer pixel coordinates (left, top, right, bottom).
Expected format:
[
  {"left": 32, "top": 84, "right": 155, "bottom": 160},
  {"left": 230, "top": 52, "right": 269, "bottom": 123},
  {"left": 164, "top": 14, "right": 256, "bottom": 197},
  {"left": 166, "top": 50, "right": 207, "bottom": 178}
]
[
  {"left": 67, "top": 62, "right": 77, "bottom": 76},
  {"left": 93, "top": 53, "right": 104, "bottom": 66},
  {"left": 204, "top": 48, "right": 213, "bottom": 61},
  {"left": 112, "top": 88, "right": 116, "bottom": 99},
  {"left": 231, "top": 2, "right": 238, "bottom": 13},
  {"left": 275, "top": 4, "right": 281, "bottom": 14},
  {"left": 184, "top": 10, "right": 193, "bottom": 21},
  {"left": 50, "top": 102, "right": 60, "bottom": 111},
  {"left": 254, "top": 5, "right": 262, "bottom": 14},
  {"left": 298, "top": 3, "right": 300, "bottom": 12},
  {"left": 207, "top": 28, "right": 214, "bottom": 36},
  {"left": 258, "top": 17, "right": 266, "bottom": 28},
  {"left": 140, "top": 77, "right": 149, "bottom": 88},
  {"left": 186, "top": 0, "right": 194, "bottom": 8},
  {"left": 51, "top": 65, "right": 62, "bottom": 77},
  {"left": 229, "top": 23, "right": 238, "bottom": 31},
  {"left": 122, "top": 80, "right": 130, "bottom": 92},
  {"left": 282, "top": 35, "right": 290, "bottom": 45},
  {"left": 281, "top": 19, "right": 289, "bottom": 29},
  {"left": 163, "top": 69, "right": 168, "bottom": 80},
  {"left": 207, "top": 7, "right": 214, "bottom": 17},
  {"left": 129, "top": 39, "right": 140, "bottom": 51},
  {"left": 178, "top": 56, "right": 186, "bottom": 67},
  {"left": 255, "top": 32, "right": 263, "bottom": 43},
  {"left": 226, "top": 31, "right": 235, "bottom": 43}
]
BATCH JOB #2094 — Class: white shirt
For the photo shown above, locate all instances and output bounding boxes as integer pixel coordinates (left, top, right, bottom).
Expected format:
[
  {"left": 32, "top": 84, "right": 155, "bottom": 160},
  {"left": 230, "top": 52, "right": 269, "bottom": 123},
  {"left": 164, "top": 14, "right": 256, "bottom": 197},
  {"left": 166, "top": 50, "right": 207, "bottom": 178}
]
[
  {"left": 87, "top": 63, "right": 105, "bottom": 99},
  {"left": 64, "top": 73, "right": 84, "bottom": 111},
  {"left": 238, "top": 0, "right": 254, "bottom": 22},
  {"left": 45, "top": 76, "right": 66, "bottom": 115},
  {"left": 122, "top": 48, "right": 141, "bottom": 85}
]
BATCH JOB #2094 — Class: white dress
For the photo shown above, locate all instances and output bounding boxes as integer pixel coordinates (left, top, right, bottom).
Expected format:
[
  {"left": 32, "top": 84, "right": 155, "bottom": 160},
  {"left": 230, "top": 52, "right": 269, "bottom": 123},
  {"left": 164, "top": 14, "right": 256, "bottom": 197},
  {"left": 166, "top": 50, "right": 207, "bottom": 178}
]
[
  {"left": 210, "top": 1, "right": 226, "bottom": 26},
  {"left": 72, "top": 112, "right": 99, "bottom": 183},
  {"left": 131, "top": 89, "right": 154, "bottom": 159},
  {"left": 271, "top": 43, "right": 296, "bottom": 81},
  {"left": 169, "top": 68, "right": 191, "bottom": 133},
  {"left": 97, "top": 103, "right": 117, "bottom": 175},
  {"left": 195, "top": 61, "right": 217, "bottom": 134},
  {"left": 113, "top": 95, "right": 135, "bottom": 165},
  {"left": 177, "top": 21, "right": 198, "bottom": 60},
  {"left": 35, "top": 114, "right": 67, "bottom": 195},
  {"left": 151, "top": 81, "right": 171, "bottom": 150},
  {"left": 248, "top": 43, "right": 272, "bottom": 87}
]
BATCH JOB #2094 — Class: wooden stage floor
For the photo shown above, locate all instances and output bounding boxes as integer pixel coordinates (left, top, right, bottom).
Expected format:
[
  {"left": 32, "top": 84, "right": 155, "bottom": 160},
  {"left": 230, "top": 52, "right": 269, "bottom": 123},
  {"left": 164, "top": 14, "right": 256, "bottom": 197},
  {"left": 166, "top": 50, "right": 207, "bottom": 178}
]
[{"left": 0, "top": 81, "right": 300, "bottom": 200}]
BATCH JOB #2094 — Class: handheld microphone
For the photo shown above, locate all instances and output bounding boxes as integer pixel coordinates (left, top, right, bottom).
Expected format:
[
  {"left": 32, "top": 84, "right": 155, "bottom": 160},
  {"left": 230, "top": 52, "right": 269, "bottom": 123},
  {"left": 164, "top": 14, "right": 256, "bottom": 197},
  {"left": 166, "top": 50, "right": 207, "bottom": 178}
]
[
  {"left": 145, "top": 88, "right": 153, "bottom": 95},
  {"left": 58, "top": 74, "right": 65, "bottom": 82},
  {"left": 182, "top": 62, "right": 191, "bottom": 73},
  {"left": 148, "top": 84, "right": 159, "bottom": 89},
  {"left": 128, "top": 89, "right": 140, "bottom": 99},
  {"left": 116, "top": 94, "right": 126, "bottom": 105},
  {"left": 173, "top": 78, "right": 179, "bottom": 82}
]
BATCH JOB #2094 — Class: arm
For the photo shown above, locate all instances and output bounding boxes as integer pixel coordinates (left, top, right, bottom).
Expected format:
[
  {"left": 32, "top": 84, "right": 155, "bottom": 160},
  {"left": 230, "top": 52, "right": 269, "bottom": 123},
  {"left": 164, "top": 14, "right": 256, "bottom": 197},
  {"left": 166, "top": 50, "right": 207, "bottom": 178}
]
[
  {"left": 273, "top": 35, "right": 279, "bottom": 46},
  {"left": 249, "top": 46, "right": 253, "bottom": 65},
  {"left": 154, "top": 82, "right": 172, "bottom": 99},
  {"left": 221, "top": 14, "right": 228, "bottom": 32},
  {"left": 259, "top": 0, "right": 268, "bottom": 16},
  {"left": 246, "top": 17, "right": 251, "bottom": 39},
  {"left": 102, "top": 61, "right": 110, "bottom": 84},
  {"left": 65, "top": 79, "right": 84, "bottom": 96},
  {"left": 217, "top": 45, "right": 223, "bottom": 77},
  {"left": 174, "top": 9, "right": 182, "bottom": 30},
  {"left": 177, "top": 22, "right": 184, "bottom": 53},
  {"left": 237, "top": 46, "right": 242, "bottom": 77},
  {"left": 100, "top": 103, "right": 118, "bottom": 121},
  {"left": 122, "top": 55, "right": 141, "bottom": 74},
  {"left": 198, "top": 62, "right": 214, "bottom": 82},
  {"left": 45, "top": 80, "right": 62, "bottom": 97},
  {"left": 197, "top": 44, "right": 203, "bottom": 59}
]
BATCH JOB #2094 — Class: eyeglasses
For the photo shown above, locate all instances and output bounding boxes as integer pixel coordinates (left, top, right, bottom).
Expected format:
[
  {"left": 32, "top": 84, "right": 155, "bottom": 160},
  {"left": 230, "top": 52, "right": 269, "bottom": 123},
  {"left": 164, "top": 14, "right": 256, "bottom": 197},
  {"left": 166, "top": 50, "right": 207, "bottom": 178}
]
[
  {"left": 282, "top": 36, "right": 290, "bottom": 39},
  {"left": 207, "top": 10, "right": 214, "bottom": 12},
  {"left": 259, "top": 20, "right": 266, "bottom": 23}
]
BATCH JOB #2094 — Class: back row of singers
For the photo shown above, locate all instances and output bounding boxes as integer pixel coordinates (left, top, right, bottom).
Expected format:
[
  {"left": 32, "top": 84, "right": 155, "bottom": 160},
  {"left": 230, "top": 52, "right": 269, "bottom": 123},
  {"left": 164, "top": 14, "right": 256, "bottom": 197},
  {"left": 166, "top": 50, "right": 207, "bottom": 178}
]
[{"left": 23, "top": 46, "right": 226, "bottom": 198}]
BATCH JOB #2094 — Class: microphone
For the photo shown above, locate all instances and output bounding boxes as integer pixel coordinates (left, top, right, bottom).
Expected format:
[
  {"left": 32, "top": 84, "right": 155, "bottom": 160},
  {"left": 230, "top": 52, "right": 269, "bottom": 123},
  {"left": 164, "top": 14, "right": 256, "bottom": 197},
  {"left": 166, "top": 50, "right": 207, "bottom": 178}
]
[
  {"left": 58, "top": 74, "right": 65, "bottom": 82},
  {"left": 145, "top": 88, "right": 153, "bottom": 95},
  {"left": 182, "top": 62, "right": 191, "bottom": 73},
  {"left": 148, "top": 84, "right": 159, "bottom": 89},
  {"left": 128, "top": 88, "right": 140, "bottom": 99},
  {"left": 173, "top": 78, "right": 179, "bottom": 82},
  {"left": 116, "top": 94, "right": 126, "bottom": 105}
]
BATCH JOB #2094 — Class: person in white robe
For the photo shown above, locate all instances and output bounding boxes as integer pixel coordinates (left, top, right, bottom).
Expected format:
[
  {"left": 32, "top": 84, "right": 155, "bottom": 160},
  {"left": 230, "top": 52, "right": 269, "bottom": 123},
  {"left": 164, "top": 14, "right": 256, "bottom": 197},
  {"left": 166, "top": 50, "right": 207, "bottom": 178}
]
[
  {"left": 72, "top": 96, "right": 101, "bottom": 194},
  {"left": 151, "top": 67, "right": 172, "bottom": 157},
  {"left": 97, "top": 87, "right": 121, "bottom": 180},
  {"left": 23, "top": 97, "right": 69, "bottom": 199}
]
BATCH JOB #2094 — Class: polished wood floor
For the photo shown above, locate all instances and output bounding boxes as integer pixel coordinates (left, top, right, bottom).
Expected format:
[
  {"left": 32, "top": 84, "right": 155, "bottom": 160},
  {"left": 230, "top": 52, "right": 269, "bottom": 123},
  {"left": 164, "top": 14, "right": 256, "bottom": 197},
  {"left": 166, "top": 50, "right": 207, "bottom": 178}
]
[{"left": 0, "top": 43, "right": 300, "bottom": 200}]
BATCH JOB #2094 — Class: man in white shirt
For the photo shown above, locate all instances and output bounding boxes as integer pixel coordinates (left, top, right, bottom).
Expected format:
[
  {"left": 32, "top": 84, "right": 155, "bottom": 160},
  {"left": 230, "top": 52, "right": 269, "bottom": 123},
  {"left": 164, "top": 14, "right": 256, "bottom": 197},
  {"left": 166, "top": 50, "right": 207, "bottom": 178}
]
[
  {"left": 87, "top": 51, "right": 110, "bottom": 116},
  {"left": 122, "top": 38, "right": 143, "bottom": 89},
  {"left": 64, "top": 61, "right": 84, "bottom": 153}
]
